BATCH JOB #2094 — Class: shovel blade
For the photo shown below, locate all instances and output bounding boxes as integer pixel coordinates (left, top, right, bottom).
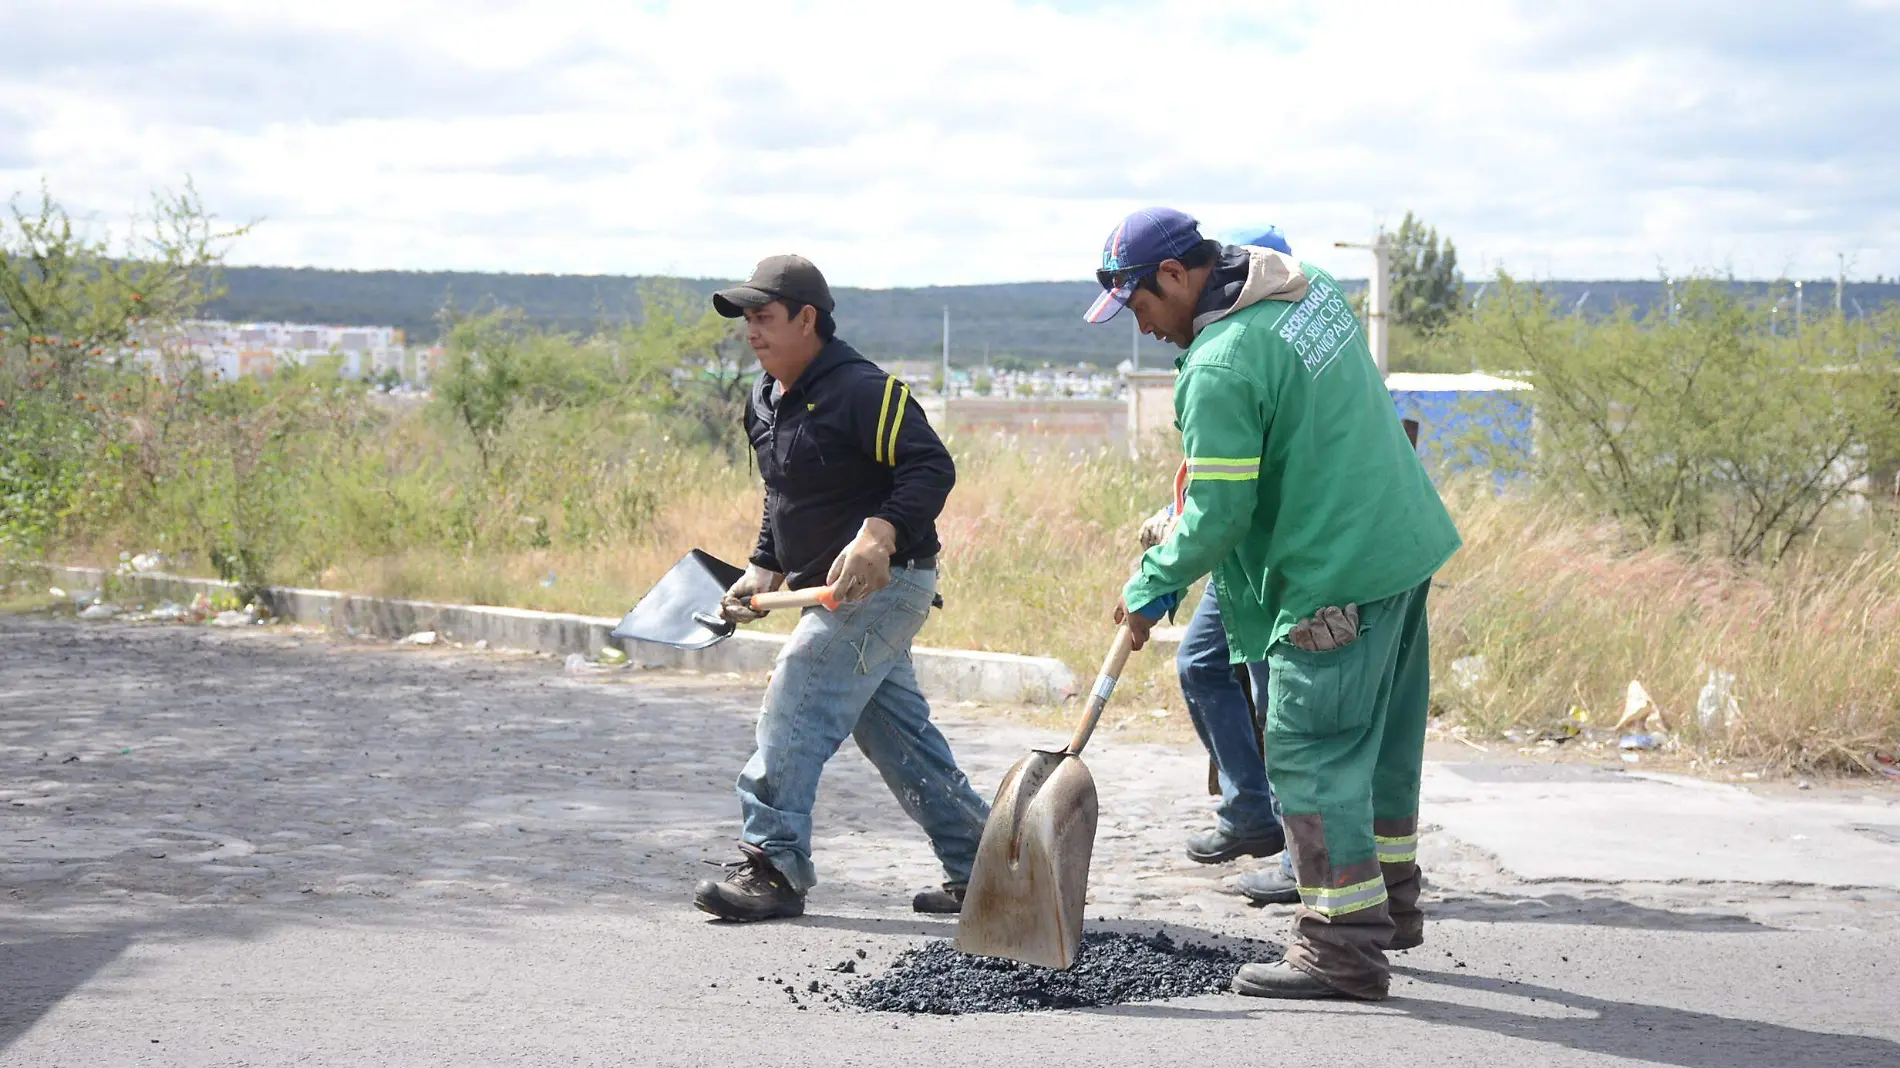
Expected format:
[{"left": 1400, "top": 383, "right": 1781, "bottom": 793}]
[
  {"left": 955, "top": 749, "right": 1098, "bottom": 970},
  {"left": 609, "top": 549, "right": 746, "bottom": 650}
]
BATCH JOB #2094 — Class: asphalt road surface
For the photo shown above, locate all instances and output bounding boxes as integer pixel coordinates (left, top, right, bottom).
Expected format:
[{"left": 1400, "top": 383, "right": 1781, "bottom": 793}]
[{"left": 3, "top": 615, "right": 1896, "bottom": 1066}]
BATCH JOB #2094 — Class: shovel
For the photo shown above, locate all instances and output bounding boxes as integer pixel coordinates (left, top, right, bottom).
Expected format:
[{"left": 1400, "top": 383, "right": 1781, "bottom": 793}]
[
  {"left": 610, "top": 549, "right": 839, "bottom": 650},
  {"left": 956, "top": 623, "right": 1137, "bottom": 970}
]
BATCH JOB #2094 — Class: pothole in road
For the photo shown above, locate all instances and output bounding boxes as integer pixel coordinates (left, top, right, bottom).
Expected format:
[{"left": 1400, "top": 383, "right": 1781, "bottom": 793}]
[{"left": 846, "top": 930, "right": 1280, "bottom": 1014}]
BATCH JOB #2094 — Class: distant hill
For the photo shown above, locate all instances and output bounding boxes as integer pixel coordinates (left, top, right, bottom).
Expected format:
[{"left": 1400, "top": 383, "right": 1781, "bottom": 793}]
[{"left": 203, "top": 266, "right": 1900, "bottom": 367}]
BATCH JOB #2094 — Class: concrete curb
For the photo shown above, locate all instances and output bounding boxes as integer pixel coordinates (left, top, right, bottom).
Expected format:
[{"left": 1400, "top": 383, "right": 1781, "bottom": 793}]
[{"left": 30, "top": 565, "right": 1078, "bottom": 705}]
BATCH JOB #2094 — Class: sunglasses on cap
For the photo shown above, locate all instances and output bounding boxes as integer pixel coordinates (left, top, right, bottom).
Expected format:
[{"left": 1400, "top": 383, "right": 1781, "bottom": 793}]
[{"left": 1095, "top": 262, "right": 1164, "bottom": 292}]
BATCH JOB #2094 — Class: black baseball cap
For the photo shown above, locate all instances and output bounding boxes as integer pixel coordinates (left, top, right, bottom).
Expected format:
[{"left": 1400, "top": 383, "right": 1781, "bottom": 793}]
[{"left": 712, "top": 254, "right": 835, "bottom": 318}]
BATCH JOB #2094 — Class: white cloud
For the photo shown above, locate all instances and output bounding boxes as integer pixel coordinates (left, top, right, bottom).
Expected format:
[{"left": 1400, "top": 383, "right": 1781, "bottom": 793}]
[{"left": 3, "top": 0, "right": 1894, "bottom": 284}]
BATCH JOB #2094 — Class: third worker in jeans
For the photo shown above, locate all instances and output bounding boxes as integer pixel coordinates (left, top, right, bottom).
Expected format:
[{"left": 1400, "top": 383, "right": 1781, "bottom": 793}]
[{"left": 1142, "top": 224, "right": 1299, "bottom": 904}]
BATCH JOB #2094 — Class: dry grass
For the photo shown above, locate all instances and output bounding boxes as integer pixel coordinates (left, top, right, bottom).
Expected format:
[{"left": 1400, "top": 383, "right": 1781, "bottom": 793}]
[
  {"left": 1433, "top": 481, "right": 1900, "bottom": 775},
  {"left": 51, "top": 409, "right": 1900, "bottom": 777}
]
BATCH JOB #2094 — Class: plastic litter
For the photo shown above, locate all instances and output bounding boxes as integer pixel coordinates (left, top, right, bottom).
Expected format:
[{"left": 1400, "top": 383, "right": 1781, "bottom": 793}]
[
  {"left": 1619, "top": 733, "right": 1662, "bottom": 751},
  {"left": 1615, "top": 680, "right": 1659, "bottom": 732},
  {"left": 78, "top": 603, "right": 121, "bottom": 620},
  {"left": 1449, "top": 655, "right": 1488, "bottom": 691},
  {"left": 1697, "top": 670, "right": 1741, "bottom": 735},
  {"left": 398, "top": 630, "right": 439, "bottom": 645},
  {"left": 210, "top": 610, "right": 250, "bottom": 628},
  {"left": 597, "top": 646, "right": 628, "bottom": 666},
  {"left": 149, "top": 601, "right": 189, "bottom": 622}
]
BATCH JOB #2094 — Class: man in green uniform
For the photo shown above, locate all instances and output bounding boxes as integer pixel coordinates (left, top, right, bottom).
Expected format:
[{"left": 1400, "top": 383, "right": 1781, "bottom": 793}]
[{"left": 1088, "top": 208, "right": 1461, "bottom": 1001}]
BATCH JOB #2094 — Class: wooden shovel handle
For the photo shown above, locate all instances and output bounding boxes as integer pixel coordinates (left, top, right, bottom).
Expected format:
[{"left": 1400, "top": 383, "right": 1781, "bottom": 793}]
[
  {"left": 1066, "top": 624, "right": 1137, "bottom": 756},
  {"left": 748, "top": 586, "right": 842, "bottom": 612}
]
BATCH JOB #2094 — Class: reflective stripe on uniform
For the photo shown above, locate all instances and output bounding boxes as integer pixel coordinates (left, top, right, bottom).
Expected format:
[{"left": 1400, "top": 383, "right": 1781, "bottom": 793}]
[
  {"left": 1375, "top": 833, "right": 1418, "bottom": 865},
  {"left": 1185, "top": 455, "right": 1261, "bottom": 482},
  {"left": 884, "top": 383, "right": 910, "bottom": 464},
  {"left": 873, "top": 377, "right": 899, "bottom": 464},
  {"left": 1297, "top": 875, "right": 1389, "bottom": 918}
]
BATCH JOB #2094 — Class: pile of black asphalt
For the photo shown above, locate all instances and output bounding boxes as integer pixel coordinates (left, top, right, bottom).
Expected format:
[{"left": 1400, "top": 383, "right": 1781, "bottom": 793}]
[{"left": 848, "top": 930, "right": 1281, "bottom": 1015}]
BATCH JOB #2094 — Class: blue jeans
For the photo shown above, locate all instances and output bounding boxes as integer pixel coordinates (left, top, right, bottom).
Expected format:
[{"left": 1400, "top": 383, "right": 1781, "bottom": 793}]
[
  {"left": 1178, "top": 585, "right": 1284, "bottom": 842},
  {"left": 736, "top": 566, "right": 990, "bottom": 892}
]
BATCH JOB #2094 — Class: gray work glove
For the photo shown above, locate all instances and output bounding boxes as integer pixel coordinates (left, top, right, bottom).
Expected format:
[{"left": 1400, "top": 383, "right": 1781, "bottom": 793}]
[
  {"left": 1137, "top": 504, "right": 1178, "bottom": 550},
  {"left": 826, "top": 517, "right": 897, "bottom": 603},
  {"left": 1288, "top": 604, "right": 1360, "bottom": 652},
  {"left": 719, "top": 564, "right": 784, "bottom": 623}
]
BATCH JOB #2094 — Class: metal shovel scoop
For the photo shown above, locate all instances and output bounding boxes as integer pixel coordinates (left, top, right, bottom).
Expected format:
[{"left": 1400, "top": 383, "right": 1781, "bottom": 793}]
[
  {"left": 610, "top": 549, "right": 840, "bottom": 650},
  {"left": 956, "top": 624, "right": 1137, "bottom": 970}
]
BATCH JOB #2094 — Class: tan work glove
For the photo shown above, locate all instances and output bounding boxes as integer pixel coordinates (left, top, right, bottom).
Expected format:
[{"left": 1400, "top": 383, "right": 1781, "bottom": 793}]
[
  {"left": 826, "top": 518, "right": 897, "bottom": 603},
  {"left": 719, "top": 564, "right": 784, "bottom": 623},
  {"left": 1288, "top": 604, "right": 1360, "bottom": 652},
  {"left": 1137, "top": 504, "right": 1178, "bottom": 549}
]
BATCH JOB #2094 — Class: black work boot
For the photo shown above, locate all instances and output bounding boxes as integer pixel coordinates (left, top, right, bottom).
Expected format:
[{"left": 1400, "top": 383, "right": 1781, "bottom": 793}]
[
  {"left": 693, "top": 844, "right": 805, "bottom": 922},
  {"left": 912, "top": 884, "right": 965, "bottom": 914},
  {"left": 1186, "top": 824, "right": 1286, "bottom": 865},
  {"left": 1231, "top": 961, "right": 1346, "bottom": 1000},
  {"left": 1235, "top": 865, "right": 1301, "bottom": 906},
  {"left": 1390, "top": 916, "right": 1424, "bottom": 952}
]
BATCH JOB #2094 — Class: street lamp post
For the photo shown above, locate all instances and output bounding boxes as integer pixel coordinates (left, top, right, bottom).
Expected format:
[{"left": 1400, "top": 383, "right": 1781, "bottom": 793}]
[{"left": 1335, "top": 230, "right": 1391, "bottom": 377}]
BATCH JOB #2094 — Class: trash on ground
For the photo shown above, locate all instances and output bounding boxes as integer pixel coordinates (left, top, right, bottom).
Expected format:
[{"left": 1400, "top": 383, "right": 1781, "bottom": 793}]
[
  {"left": 474, "top": 639, "right": 490, "bottom": 651},
  {"left": 149, "top": 601, "right": 189, "bottom": 623},
  {"left": 1619, "top": 733, "right": 1662, "bottom": 751},
  {"left": 1620, "top": 752, "right": 1642, "bottom": 764},
  {"left": 1697, "top": 670, "right": 1741, "bottom": 735},
  {"left": 78, "top": 603, "right": 121, "bottom": 620},
  {"left": 848, "top": 931, "right": 1275, "bottom": 1015},
  {"left": 210, "top": 610, "right": 250, "bottom": 628},
  {"left": 597, "top": 646, "right": 629, "bottom": 666},
  {"left": 1873, "top": 752, "right": 1900, "bottom": 780},
  {"left": 1449, "top": 655, "right": 1487, "bottom": 691},
  {"left": 1615, "top": 679, "right": 1659, "bottom": 732},
  {"left": 47, "top": 586, "right": 66, "bottom": 599},
  {"left": 399, "top": 630, "right": 439, "bottom": 646},
  {"left": 1149, "top": 708, "right": 1170, "bottom": 719}
]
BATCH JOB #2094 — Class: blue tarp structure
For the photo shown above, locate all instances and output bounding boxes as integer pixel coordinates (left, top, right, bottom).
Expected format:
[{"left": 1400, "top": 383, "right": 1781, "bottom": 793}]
[{"left": 1386, "top": 373, "right": 1534, "bottom": 473}]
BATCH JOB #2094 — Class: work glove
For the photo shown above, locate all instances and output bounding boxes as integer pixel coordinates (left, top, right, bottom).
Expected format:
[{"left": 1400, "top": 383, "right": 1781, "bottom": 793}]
[
  {"left": 719, "top": 564, "right": 784, "bottom": 624},
  {"left": 1137, "top": 503, "right": 1178, "bottom": 550},
  {"left": 1287, "top": 604, "right": 1360, "bottom": 652},
  {"left": 826, "top": 517, "right": 897, "bottom": 603}
]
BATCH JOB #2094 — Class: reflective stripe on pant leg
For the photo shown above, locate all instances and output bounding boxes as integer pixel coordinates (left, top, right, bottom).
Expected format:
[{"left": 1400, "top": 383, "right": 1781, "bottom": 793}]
[
  {"left": 1298, "top": 874, "right": 1390, "bottom": 918},
  {"left": 1374, "top": 833, "right": 1418, "bottom": 864}
]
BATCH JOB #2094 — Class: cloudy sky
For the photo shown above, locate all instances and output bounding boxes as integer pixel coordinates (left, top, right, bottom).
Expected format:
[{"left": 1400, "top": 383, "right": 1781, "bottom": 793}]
[{"left": 3, "top": 0, "right": 1896, "bottom": 285}]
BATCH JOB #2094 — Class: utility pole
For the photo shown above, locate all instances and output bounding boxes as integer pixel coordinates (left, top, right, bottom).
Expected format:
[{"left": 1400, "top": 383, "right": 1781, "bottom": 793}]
[
  {"left": 1838, "top": 253, "right": 1847, "bottom": 319},
  {"left": 941, "top": 305, "right": 951, "bottom": 396},
  {"left": 1334, "top": 229, "right": 1391, "bottom": 377},
  {"left": 1794, "top": 280, "right": 1803, "bottom": 337}
]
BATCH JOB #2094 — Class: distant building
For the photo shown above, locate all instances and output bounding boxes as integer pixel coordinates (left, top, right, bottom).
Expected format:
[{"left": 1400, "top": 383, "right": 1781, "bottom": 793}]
[{"left": 137, "top": 320, "right": 421, "bottom": 385}]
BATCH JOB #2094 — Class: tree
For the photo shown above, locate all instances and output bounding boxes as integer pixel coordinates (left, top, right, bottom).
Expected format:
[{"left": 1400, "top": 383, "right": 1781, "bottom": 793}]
[
  {"left": 1, "top": 182, "right": 243, "bottom": 554},
  {"left": 1455, "top": 274, "right": 1900, "bottom": 563},
  {"left": 1389, "top": 211, "right": 1463, "bottom": 334}
]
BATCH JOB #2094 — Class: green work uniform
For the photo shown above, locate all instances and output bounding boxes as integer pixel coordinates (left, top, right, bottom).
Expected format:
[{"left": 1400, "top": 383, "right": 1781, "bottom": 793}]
[{"left": 1123, "top": 247, "right": 1461, "bottom": 1000}]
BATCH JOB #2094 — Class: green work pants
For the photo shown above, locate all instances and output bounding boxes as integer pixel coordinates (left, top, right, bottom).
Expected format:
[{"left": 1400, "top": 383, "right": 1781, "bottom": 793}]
[{"left": 1248, "top": 579, "right": 1432, "bottom": 1000}]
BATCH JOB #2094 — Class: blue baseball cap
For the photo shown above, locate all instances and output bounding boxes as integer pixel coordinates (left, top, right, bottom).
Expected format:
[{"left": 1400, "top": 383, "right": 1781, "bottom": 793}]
[
  {"left": 1220, "top": 224, "right": 1292, "bottom": 255},
  {"left": 1085, "top": 207, "right": 1205, "bottom": 324}
]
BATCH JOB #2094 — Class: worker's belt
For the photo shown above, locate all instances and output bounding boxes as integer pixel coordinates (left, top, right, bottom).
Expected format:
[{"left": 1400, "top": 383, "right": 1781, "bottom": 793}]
[{"left": 895, "top": 555, "right": 944, "bottom": 609}]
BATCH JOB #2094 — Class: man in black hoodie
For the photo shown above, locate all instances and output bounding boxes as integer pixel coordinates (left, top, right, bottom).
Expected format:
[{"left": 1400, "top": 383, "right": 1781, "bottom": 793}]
[{"left": 691, "top": 254, "right": 990, "bottom": 922}]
